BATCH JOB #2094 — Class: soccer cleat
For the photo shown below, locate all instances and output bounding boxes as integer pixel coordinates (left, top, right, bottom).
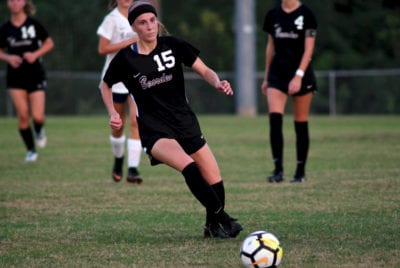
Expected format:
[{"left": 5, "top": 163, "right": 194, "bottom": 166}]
[
  {"left": 36, "top": 129, "right": 47, "bottom": 148},
  {"left": 126, "top": 167, "right": 143, "bottom": 184},
  {"left": 112, "top": 157, "right": 124, "bottom": 182},
  {"left": 203, "top": 223, "right": 231, "bottom": 239},
  {"left": 267, "top": 171, "right": 284, "bottom": 183},
  {"left": 290, "top": 176, "right": 305, "bottom": 183},
  {"left": 25, "top": 150, "right": 38, "bottom": 162},
  {"left": 204, "top": 211, "right": 243, "bottom": 239},
  {"left": 225, "top": 217, "right": 243, "bottom": 238},
  {"left": 203, "top": 225, "right": 212, "bottom": 238}
]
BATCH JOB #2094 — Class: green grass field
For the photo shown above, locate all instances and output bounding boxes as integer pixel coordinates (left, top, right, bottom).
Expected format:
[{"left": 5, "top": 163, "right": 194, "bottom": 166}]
[{"left": 0, "top": 115, "right": 399, "bottom": 267}]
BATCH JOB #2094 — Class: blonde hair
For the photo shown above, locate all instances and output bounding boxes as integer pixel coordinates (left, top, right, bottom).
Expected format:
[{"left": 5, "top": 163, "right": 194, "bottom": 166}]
[
  {"left": 24, "top": 0, "right": 36, "bottom": 16},
  {"left": 158, "top": 21, "right": 169, "bottom": 36}
]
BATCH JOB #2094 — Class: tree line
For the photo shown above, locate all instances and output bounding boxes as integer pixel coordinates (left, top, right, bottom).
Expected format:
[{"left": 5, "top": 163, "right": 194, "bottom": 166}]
[
  {"left": 1, "top": 0, "right": 399, "bottom": 71},
  {"left": 1, "top": 0, "right": 399, "bottom": 114}
]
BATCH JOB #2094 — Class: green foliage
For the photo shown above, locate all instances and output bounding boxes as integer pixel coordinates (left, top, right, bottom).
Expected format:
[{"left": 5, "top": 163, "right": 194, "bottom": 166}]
[
  {"left": 1, "top": 1, "right": 400, "bottom": 115},
  {"left": 0, "top": 115, "right": 399, "bottom": 267},
  {"left": 1, "top": 0, "right": 399, "bottom": 71},
  {"left": 162, "top": 0, "right": 234, "bottom": 70},
  {"left": 257, "top": 0, "right": 400, "bottom": 70}
]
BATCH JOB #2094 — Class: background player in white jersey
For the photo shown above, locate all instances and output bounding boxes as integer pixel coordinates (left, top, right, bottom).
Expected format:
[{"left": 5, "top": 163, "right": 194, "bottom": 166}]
[
  {"left": 261, "top": 0, "right": 318, "bottom": 183},
  {"left": 97, "top": 0, "right": 143, "bottom": 184},
  {"left": 100, "top": 1, "right": 243, "bottom": 238},
  {"left": 0, "top": 0, "right": 54, "bottom": 162}
]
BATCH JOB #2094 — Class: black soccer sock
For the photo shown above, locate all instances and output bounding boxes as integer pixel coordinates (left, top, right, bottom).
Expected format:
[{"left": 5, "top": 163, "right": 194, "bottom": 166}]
[
  {"left": 19, "top": 127, "right": 35, "bottom": 151},
  {"left": 182, "top": 162, "right": 222, "bottom": 214},
  {"left": 113, "top": 156, "right": 124, "bottom": 172},
  {"left": 211, "top": 181, "right": 225, "bottom": 208},
  {"left": 294, "top": 121, "right": 309, "bottom": 177},
  {"left": 269, "top": 113, "right": 284, "bottom": 173},
  {"left": 33, "top": 121, "right": 44, "bottom": 135},
  {"left": 206, "top": 181, "right": 225, "bottom": 225}
]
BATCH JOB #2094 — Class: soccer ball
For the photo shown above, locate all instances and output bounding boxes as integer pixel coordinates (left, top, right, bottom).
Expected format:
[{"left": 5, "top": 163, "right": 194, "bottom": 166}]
[{"left": 240, "top": 230, "right": 283, "bottom": 268}]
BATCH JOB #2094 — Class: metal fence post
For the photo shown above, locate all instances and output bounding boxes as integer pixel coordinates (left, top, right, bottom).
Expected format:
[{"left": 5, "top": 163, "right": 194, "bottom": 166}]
[
  {"left": 235, "top": 0, "right": 257, "bottom": 116},
  {"left": 328, "top": 71, "right": 336, "bottom": 116}
]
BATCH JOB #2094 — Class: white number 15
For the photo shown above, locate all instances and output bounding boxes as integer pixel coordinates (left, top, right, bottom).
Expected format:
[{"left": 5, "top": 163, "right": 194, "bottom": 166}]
[{"left": 153, "top": 50, "right": 175, "bottom": 71}]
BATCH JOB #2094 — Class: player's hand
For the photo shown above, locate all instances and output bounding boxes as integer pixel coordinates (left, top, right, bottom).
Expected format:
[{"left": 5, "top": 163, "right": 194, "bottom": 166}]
[
  {"left": 109, "top": 113, "right": 123, "bottom": 130},
  {"left": 288, "top": 76, "right": 302, "bottom": 95},
  {"left": 217, "top": 80, "right": 233, "bottom": 96},
  {"left": 23, "top": 52, "right": 38, "bottom": 64},
  {"left": 7, "top": 55, "right": 23, "bottom": 68},
  {"left": 261, "top": 80, "right": 268, "bottom": 96}
]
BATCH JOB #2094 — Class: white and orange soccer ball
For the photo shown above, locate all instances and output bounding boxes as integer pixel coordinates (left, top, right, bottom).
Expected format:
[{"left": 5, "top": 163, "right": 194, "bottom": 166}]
[{"left": 240, "top": 230, "right": 283, "bottom": 268}]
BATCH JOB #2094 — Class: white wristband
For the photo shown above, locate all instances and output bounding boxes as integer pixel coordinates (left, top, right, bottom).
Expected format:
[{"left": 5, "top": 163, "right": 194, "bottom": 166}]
[{"left": 295, "top": 69, "right": 304, "bottom": 77}]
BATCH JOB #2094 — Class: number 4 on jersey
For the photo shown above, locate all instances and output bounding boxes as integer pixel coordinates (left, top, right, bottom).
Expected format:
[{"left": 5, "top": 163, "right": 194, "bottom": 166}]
[{"left": 294, "top": 16, "right": 304, "bottom": 30}]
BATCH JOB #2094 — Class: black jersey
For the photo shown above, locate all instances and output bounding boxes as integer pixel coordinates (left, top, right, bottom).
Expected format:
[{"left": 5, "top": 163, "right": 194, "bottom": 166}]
[
  {"left": 263, "top": 4, "right": 317, "bottom": 65},
  {"left": 104, "top": 36, "right": 202, "bottom": 141},
  {"left": 0, "top": 17, "right": 49, "bottom": 87}
]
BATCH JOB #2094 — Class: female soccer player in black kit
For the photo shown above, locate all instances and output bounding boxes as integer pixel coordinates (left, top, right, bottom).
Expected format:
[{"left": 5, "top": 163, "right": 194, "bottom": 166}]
[
  {"left": 0, "top": 0, "right": 54, "bottom": 162},
  {"left": 100, "top": 1, "right": 242, "bottom": 238},
  {"left": 261, "top": 0, "right": 317, "bottom": 183}
]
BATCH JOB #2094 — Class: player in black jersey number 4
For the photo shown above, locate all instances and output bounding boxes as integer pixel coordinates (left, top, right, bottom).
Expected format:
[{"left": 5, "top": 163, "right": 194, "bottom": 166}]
[
  {"left": 100, "top": 1, "right": 242, "bottom": 239},
  {"left": 261, "top": 0, "right": 318, "bottom": 183}
]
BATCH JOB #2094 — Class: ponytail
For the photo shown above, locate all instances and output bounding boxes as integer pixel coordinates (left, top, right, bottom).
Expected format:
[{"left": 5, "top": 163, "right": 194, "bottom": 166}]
[
  {"left": 24, "top": 0, "right": 36, "bottom": 16},
  {"left": 158, "top": 21, "right": 170, "bottom": 36}
]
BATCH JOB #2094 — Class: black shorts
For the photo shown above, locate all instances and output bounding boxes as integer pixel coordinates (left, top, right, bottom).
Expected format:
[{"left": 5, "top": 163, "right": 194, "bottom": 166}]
[
  {"left": 112, "top": 92, "right": 129, "bottom": 103},
  {"left": 6, "top": 63, "right": 47, "bottom": 93},
  {"left": 146, "top": 135, "right": 207, "bottom": 166},
  {"left": 268, "top": 59, "right": 317, "bottom": 96},
  {"left": 7, "top": 74, "right": 47, "bottom": 93}
]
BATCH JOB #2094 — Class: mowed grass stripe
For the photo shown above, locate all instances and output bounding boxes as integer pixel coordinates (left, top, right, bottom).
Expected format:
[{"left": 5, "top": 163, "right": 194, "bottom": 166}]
[{"left": 0, "top": 115, "right": 399, "bottom": 267}]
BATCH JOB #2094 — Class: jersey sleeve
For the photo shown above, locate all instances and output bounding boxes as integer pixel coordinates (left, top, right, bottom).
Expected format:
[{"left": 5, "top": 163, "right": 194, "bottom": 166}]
[
  {"left": 262, "top": 9, "right": 274, "bottom": 34},
  {"left": 103, "top": 50, "right": 128, "bottom": 87},
  {"left": 96, "top": 15, "right": 114, "bottom": 40},
  {"left": 171, "top": 37, "right": 200, "bottom": 67},
  {"left": 33, "top": 19, "right": 50, "bottom": 41},
  {"left": 304, "top": 6, "right": 318, "bottom": 33}
]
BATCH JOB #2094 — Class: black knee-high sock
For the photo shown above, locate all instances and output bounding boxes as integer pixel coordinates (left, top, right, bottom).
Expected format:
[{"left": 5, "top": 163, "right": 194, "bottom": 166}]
[
  {"left": 182, "top": 162, "right": 222, "bottom": 214},
  {"left": 294, "top": 121, "right": 309, "bottom": 177},
  {"left": 211, "top": 181, "right": 225, "bottom": 208},
  {"left": 33, "top": 121, "right": 43, "bottom": 135},
  {"left": 19, "top": 128, "right": 35, "bottom": 151},
  {"left": 269, "top": 113, "right": 283, "bottom": 173},
  {"left": 206, "top": 181, "right": 225, "bottom": 224}
]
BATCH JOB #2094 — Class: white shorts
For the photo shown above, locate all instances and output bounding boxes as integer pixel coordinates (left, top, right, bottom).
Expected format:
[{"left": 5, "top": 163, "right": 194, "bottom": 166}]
[{"left": 111, "top": 82, "right": 129, "bottom": 94}]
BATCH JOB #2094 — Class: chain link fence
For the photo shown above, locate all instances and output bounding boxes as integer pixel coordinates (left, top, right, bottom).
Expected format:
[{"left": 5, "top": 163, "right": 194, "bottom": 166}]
[{"left": 1, "top": 69, "right": 400, "bottom": 116}]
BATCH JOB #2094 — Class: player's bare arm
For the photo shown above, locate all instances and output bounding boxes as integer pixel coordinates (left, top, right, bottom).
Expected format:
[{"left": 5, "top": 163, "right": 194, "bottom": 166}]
[
  {"left": 261, "top": 34, "right": 275, "bottom": 96},
  {"left": 288, "top": 37, "right": 316, "bottom": 95},
  {"left": 100, "top": 81, "right": 122, "bottom": 130},
  {"left": 23, "top": 37, "right": 54, "bottom": 64},
  {"left": 191, "top": 57, "right": 233, "bottom": 96},
  {"left": 0, "top": 48, "right": 23, "bottom": 68}
]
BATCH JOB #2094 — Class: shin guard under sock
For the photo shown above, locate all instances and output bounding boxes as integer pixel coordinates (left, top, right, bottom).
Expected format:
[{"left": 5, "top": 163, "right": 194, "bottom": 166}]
[
  {"left": 19, "top": 127, "right": 35, "bottom": 151},
  {"left": 294, "top": 121, "right": 309, "bottom": 177},
  {"left": 110, "top": 135, "right": 125, "bottom": 158},
  {"left": 182, "top": 162, "right": 222, "bottom": 214},
  {"left": 206, "top": 181, "right": 225, "bottom": 224},
  {"left": 269, "top": 113, "right": 284, "bottom": 173},
  {"left": 33, "top": 121, "right": 44, "bottom": 136}
]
